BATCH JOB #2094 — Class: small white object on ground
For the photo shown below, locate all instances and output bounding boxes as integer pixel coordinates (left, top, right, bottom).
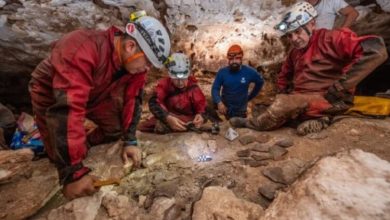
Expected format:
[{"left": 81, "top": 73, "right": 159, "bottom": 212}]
[{"left": 225, "top": 127, "right": 239, "bottom": 141}]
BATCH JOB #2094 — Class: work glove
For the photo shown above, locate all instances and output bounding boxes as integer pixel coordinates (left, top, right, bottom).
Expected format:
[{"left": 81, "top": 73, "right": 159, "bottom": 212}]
[
  {"left": 324, "top": 82, "right": 353, "bottom": 104},
  {"left": 323, "top": 82, "right": 353, "bottom": 115}
]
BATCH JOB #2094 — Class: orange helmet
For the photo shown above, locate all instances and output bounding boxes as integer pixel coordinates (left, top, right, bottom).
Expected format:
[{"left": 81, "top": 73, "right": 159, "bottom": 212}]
[{"left": 227, "top": 44, "right": 243, "bottom": 59}]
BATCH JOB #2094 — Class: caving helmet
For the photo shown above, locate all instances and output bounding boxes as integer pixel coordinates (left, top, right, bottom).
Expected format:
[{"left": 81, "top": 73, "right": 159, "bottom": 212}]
[
  {"left": 125, "top": 10, "right": 171, "bottom": 68},
  {"left": 274, "top": 2, "right": 318, "bottom": 35}
]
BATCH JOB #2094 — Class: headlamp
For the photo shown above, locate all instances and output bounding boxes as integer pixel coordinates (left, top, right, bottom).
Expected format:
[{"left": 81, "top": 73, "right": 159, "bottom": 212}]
[
  {"left": 129, "top": 10, "right": 146, "bottom": 22},
  {"left": 275, "top": 22, "right": 288, "bottom": 33},
  {"left": 171, "top": 70, "right": 189, "bottom": 79},
  {"left": 176, "top": 73, "right": 185, "bottom": 79}
]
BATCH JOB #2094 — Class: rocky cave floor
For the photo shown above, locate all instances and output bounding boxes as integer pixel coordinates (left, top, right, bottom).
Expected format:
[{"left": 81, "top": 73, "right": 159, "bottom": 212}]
[{"left": 1, "top": 115, "right": 390, "bottom": 220}]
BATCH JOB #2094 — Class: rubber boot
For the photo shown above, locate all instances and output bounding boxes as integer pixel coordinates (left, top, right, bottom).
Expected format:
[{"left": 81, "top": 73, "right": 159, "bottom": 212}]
[{"left": 249, "top": 110, "right": 286, "bottom": 131}]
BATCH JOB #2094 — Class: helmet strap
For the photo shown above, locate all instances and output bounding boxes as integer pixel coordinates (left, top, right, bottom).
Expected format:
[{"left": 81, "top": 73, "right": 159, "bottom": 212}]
[
  {"left": 115, "top": 36, "right": 145, "bottom": 65},
  {"left": 115, "top": 36, "right": 123, "bottom": 64},
  {"left": 124, "top": 52, "right": 145, "bottom": 65}
]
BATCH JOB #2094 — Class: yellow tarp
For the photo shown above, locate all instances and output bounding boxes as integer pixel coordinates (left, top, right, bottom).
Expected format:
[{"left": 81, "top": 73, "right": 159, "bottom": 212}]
[{"left": 347, "top": 96, "right": 390, "bottom": 116}]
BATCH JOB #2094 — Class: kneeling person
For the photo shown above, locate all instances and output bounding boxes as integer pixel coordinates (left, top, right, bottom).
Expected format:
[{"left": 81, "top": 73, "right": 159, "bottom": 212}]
[
  {"left": 139, "top": 53, "right": 207, "bottom": 133},
  {"left": 29, "top": 11, "right": 171, "bottom": 199},
  {"left": 230, "top": 2, "right": 387, "bottom": 135}
]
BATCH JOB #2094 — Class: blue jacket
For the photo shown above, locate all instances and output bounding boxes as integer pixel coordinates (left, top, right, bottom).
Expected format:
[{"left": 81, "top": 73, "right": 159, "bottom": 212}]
[{"left": 212, "top": 65, "right": 264, "bottom": 117}]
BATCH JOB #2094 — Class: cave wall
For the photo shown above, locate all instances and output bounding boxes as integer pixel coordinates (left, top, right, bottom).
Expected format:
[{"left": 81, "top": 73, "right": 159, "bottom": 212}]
[
  {"left": 0, "top": 0, "right": 293, "bottom": 108},
  {"left": 0, "top": 0, "right": 389, "bottom": 109}
]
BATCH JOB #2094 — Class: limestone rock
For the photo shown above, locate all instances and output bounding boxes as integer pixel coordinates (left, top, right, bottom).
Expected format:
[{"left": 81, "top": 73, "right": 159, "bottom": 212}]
[
  {"left": 163, "top": 203, "right": 185, "bottom": 220},
  {"left": 255, "top": 134, "right": 271, "bottom": 143},
  {"left": 0, "top": 147, "right": 35, "bottom": 184},
  {"left": 149, "top": 197, "right": 176, "bottom": 220},
  {"left": 0, "top": 148, "right": 34, "bottom": 164},
  {"left": 264, "top": 150, "right": 390, "bottom": 220},
  {"left": 102, "top": 193, "right": 138, "bottom": 219},
  {"left": 226, "top": 179, "right": 237, "bottom": 189},
  {"left": 348, "top": 128, "right": 360, "bottom": 136},
  {"left": 247, "top": 160, "right": 269, "bottom": 167},
  {"left": 84, "top": 141, "right": 130, "bottom": 180},
  {"left": 0, "top": 159, "right": 59, "bottom": 220},
  {"left": 1, "top": 142, "right": 130, "bottom": 220},
  {"left": 377, "top": 0, "right": 390, "bottom": 12},
  {"left": 250, "top": 154, "right": 270, "bottom": 163},
  {"left": 46, "top": 192, "right": 104, "bottom": 220},
  {"left": 207, "top": 140, "right": 218, "bottom": 153},
  {"left": 258, "top": 183, "right": 285, "bottom": 200},
  {"left": 306, "top": 132, "right": 328, "bottom": 140},
  {"left": 0, "top": 162, "right": 32, "bottom": 183},
  {"left": 240, "top": 158, "right": 254, "bottom": 165},
  {"left": 143, "top": 153, "right": 165, "bottom": 168},
  {"left": 274, "top": 138, "right": 294, "bottom": 148},
  {"left": 262, "top": 158, "right": 306, "bottom": 184},
  {"left": 236, "top": 149, "right": 251, "bottom": 157},
  {"left": 144, "top": 181, "right": 178, "bottom": 210},
  {"left": 268, "top": 145, "right": 288, "bottom": 160},
  {"left": 239, "top": 135, "right": 256, "bottom": 145},
  {"left": 192, "top": 186, "right": 264, "bottom": 220},
  {"left": 251, "top": 143, "right": 271, "bottom": 152},
  {"left": 138, "top": 195, "right": 147, "bottom": 208},
  {"left": 44, "top": 190, "right": 140, "bottom": 220},
  {"left": 257, "top": 195, "right": 272, "bottom": 209}
]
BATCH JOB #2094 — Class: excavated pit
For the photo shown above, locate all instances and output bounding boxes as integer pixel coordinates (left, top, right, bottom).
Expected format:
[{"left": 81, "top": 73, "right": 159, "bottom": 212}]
[{"left": 8, "top": 117, "right": 388, "bottom": 220}]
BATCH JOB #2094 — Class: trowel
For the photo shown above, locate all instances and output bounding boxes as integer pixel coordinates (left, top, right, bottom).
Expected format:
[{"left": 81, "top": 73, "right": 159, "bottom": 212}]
[{"left": 93, "top": 178, "right": 121, "bottom": 188}]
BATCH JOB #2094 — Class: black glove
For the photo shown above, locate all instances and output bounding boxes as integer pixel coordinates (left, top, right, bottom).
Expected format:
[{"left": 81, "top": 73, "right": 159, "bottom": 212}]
[
  {"left": 322, "top": 100, "right": 352, "bottom": 115},
  {"left": 323, "top": 82, "right": 353, "bottom": 115},
  {"left": 324, "top": 82, "right": 353, "bottom": 105}
]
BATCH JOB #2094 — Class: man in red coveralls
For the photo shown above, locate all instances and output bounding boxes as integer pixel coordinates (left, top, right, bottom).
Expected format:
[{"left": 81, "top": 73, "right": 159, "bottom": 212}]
[
  {"left": 139, "top": 53, "right": 207, "bottom": 133},
  {"left": 29, "top": 11, "right": 171, "bottom": 199},
  {"left": 230, "top": 2, "right": 387, "bottom": 135}
]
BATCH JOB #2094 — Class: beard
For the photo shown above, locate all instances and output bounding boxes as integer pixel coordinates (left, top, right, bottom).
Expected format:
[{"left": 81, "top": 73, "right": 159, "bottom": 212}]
[{"left": 229, "top": 63, "right": 241, "bottom": 72}]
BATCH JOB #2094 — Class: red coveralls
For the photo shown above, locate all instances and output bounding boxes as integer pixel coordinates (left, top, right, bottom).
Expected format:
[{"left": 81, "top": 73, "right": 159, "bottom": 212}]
[
  {"left": 250, "top": 28, "right": 387, "bottom": 130},
  {"left": 139, "top": 76, "right": 207, "bottom": 132},
  {"left": 29, "top": 26, "right": 146, "bottom": 185}
]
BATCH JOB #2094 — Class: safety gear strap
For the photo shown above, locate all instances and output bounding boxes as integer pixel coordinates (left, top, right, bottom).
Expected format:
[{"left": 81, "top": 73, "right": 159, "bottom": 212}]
[
  {"left": 124, "top": 52, "right": 145, "bottom": 64},
  {"left": 115, "top": 36, "right": 145, "bottom": 65},
  {"left": 115, "top": 36, "right": 123, "bottom": 64}
]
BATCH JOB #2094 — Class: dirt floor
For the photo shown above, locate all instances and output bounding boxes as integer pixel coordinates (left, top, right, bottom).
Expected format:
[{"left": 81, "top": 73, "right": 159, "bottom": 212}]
[{"left": 23, "top": 116, "right": 390, "bottom": 219}]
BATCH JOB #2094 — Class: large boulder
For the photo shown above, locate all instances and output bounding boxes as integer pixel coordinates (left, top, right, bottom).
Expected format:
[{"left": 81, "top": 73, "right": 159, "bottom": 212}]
[
  {"left": 264, "top": 149, "right": 390, "bottom": 220},
  {"left": 0, "top": 149, "right": 59, "bottom": 220},
  {"left": 192, "top": 186, "right": 264, "bottom": 220}
]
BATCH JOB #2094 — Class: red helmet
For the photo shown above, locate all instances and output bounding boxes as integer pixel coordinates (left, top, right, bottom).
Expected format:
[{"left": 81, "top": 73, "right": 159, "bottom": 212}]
[{"left": 227, "top": 44, "right": 243, "bottom": 59}]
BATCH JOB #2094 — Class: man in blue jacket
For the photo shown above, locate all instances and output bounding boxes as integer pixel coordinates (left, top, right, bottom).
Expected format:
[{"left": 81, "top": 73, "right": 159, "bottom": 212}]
[{"left": 212, "top": 45, "right": 264, "bottom": 119}]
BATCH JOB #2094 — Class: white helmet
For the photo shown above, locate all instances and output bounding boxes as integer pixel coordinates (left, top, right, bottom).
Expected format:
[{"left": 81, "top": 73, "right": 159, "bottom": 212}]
[
  {"left": 274, "top": 2, "right": 317, "bottom": 35},
  {"left": 125, "top": 11, "right": 171, "bottom": 68},
  {"left": 166, "top": 53, "right": 191, "bottom": 79}
]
